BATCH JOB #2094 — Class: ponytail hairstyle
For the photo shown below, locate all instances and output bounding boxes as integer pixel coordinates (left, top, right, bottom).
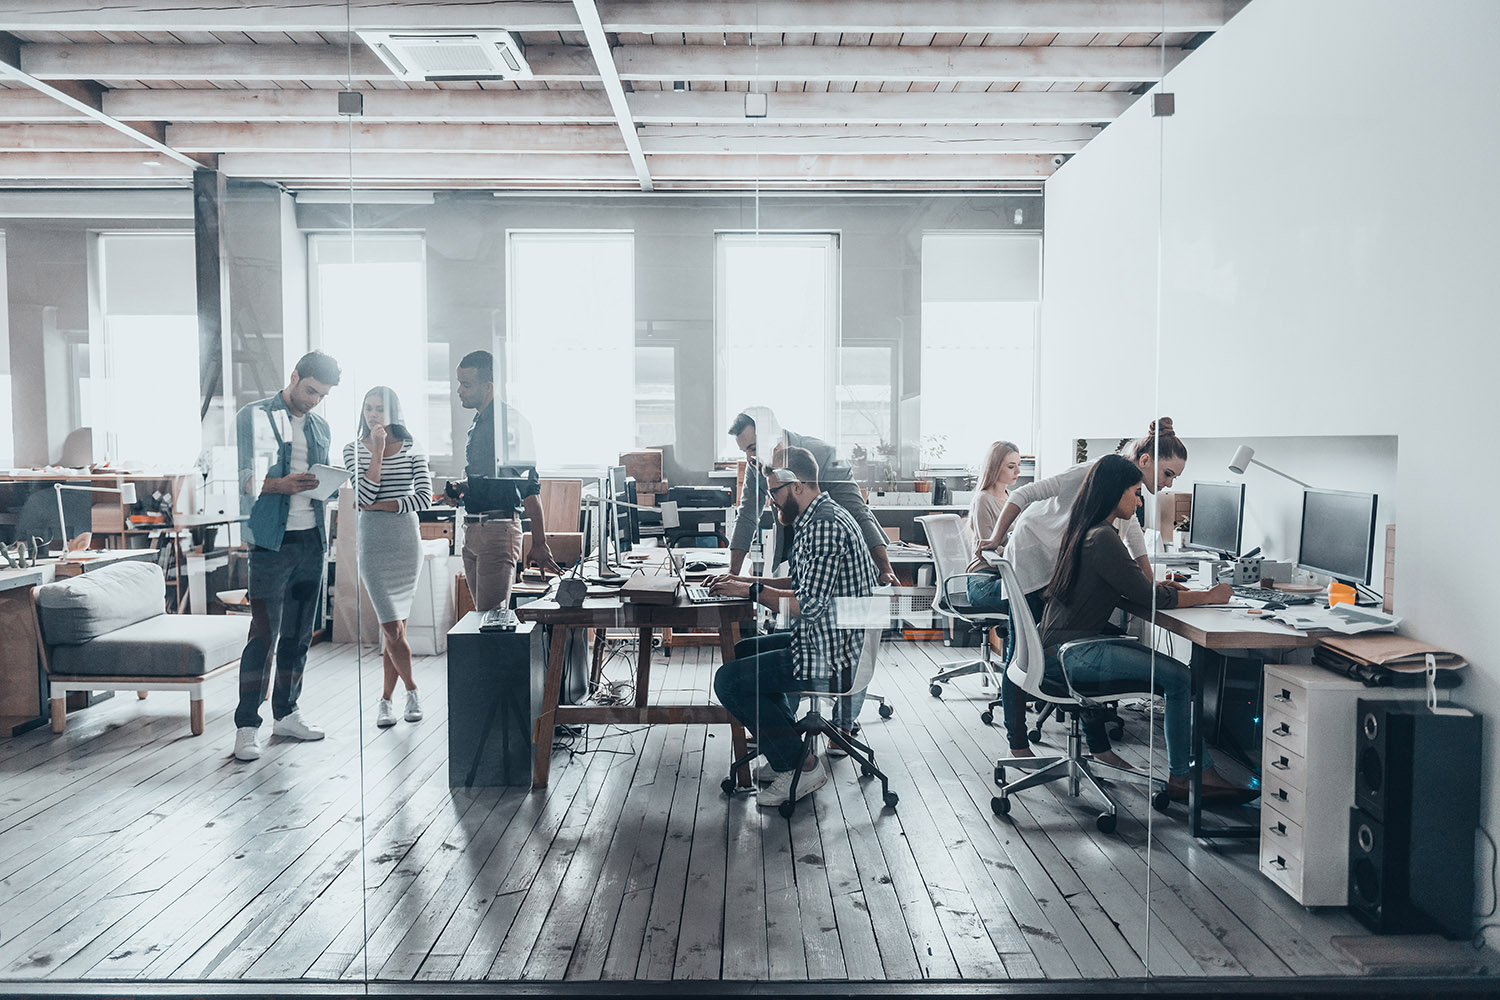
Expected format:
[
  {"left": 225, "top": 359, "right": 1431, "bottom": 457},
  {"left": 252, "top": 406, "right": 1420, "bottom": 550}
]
[
  {"left": 977, "top": 440, "right": 1021, "bottom": 492},
  {"left": 1122, "top": 416, "right": 1187, "bottom": 465},
  {"left": 1046, "top": 454, "right": 1144, "bottom": 606}
]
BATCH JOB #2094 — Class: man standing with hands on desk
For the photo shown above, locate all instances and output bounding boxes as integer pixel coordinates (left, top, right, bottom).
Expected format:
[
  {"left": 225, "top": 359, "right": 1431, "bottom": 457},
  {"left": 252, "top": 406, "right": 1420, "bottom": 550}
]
[
  {"left": 710, "top": 447, "right": 879, "bottom": 809},
  {"left": 444, "top": 350, "right": 562, "bottom": 613},
  {"left": 232, "top": 351, "right": 341, "bottom": 763}
]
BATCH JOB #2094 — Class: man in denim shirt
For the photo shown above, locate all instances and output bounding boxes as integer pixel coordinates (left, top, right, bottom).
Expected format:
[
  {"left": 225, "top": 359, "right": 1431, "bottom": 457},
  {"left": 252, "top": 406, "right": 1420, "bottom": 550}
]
[{"left": 232, "top": 351, "right": 340, "bottom": 762}]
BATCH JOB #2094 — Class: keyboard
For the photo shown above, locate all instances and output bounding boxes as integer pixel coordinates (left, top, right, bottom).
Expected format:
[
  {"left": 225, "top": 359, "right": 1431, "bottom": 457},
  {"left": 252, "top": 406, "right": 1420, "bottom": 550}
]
[
  {"left": 479, "top": 608, "right": 520, "bottom": 631},
  {"left": 1232, "top": 585, "right": 1316, "bottom": 606},
  {"left": 686, "top": 585, "right": 740, "bottom": 604}
]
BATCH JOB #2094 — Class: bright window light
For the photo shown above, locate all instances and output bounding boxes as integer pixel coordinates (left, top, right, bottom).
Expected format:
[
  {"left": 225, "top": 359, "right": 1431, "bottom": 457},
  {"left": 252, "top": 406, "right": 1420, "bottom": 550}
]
[
  {"left": 507, "top": 231, "right": 634, "bottom": 472},
  {"left": 920, "top": 233, "right": 1041, "bottom": 470},
  {"left": 715, "top": 233, "right": 838, "bottom": 456},
  {"left": 309, "top": 234, "right": 428, "bottom": 451}
]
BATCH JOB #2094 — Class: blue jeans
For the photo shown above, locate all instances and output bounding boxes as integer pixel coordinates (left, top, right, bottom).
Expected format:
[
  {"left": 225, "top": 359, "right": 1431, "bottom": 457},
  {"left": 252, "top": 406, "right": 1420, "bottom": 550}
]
[
  {"left": 1044, "top": 639, "right": 1208, "bottom": 777},
  {"left": 713, "top": 633, "right": 804, "bottom": 772},
  {"left": 235, "top": 530, "right": 326, "bottom": 729},
  {"left": 728, "top": 630, "right": 865, "bottom": 730}
]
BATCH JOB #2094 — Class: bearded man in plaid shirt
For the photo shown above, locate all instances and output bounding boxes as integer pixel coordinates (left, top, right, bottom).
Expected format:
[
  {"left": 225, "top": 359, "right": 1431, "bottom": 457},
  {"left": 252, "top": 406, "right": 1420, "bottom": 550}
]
[{"left": 710, "top": 446, "right": 878, "bottom": 809}]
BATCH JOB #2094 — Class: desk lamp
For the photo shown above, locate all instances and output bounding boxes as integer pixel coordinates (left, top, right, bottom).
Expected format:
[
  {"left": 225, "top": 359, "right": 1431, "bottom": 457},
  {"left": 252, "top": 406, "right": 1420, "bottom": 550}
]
[
  {"left": 1227, "top": 445, "right": 1311, "bottom": 488},
  {"left": 54, "top": 482, "right": 136, "bottom": 558}
]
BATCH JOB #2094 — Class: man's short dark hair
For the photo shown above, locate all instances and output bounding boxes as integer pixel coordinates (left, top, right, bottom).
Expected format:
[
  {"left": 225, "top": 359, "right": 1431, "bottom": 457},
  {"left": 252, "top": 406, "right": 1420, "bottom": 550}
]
[
  {"left": 728, "top": 412, "right": 755, "bottom": 437},
  {"left": 294, "top": 350, "right": 341, "bottom": 386},
  {"left": 779, "top": 446, "right": 819, "bottom": 486},
  {"left": 458, "top": 350, "right": 494, "bottom": 381}
]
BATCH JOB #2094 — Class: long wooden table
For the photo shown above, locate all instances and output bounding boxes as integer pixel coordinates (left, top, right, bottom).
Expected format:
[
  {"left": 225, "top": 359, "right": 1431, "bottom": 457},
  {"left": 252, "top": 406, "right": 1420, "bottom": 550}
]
[
  {"left": 515, "top": 588, "right": 756, "bottom": 788},
  {"left": 1148, "top": 606, "right": 1321, "bottom": 838}
]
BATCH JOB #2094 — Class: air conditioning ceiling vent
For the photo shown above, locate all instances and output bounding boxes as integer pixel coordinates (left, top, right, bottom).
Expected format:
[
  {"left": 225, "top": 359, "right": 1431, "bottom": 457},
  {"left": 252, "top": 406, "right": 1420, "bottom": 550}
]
[{"left": 356, "top": 30, "right": 531, "bottom": 82}]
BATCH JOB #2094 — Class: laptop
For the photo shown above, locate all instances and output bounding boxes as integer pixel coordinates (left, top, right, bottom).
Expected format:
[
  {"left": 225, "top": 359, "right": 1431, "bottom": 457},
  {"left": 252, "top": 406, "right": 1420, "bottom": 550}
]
[{"left": 671, "top": 549, "right": 743, "bottom": 604}]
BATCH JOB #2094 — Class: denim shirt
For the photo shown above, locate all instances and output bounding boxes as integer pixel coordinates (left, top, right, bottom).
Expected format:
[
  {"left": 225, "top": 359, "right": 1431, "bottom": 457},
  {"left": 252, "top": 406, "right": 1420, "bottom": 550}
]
[{"left": 236, "top": 391, "right": 332, "bottom": 550}]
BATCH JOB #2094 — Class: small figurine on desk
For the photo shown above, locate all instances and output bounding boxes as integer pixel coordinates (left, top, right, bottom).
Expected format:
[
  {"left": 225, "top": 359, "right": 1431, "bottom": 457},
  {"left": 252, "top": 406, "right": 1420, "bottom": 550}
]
[{"left": 1, "top": 536, "right": 42, "bottom": 569}]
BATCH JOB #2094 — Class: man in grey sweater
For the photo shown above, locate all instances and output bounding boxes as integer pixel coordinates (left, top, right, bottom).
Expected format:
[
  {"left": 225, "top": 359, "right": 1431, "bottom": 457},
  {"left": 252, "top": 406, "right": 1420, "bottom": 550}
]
[{"left": 726, "top": 407, "right": 898, "bottom": 586}]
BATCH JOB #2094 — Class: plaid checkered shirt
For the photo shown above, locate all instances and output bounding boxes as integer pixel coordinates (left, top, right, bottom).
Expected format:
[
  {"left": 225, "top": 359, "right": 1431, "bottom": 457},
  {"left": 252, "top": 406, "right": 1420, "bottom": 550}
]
[{"left": 787, "top": 492, "right": 879, "bottom": 689}]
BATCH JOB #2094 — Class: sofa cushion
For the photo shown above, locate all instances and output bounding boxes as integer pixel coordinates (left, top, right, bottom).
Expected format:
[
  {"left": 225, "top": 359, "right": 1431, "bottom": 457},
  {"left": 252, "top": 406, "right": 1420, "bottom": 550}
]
[
  {"left": 48, "top": 614, "right": 249, "bottom": 679},
  {"left": 36, "top": 561, "right": 166, "bottom": 645}
]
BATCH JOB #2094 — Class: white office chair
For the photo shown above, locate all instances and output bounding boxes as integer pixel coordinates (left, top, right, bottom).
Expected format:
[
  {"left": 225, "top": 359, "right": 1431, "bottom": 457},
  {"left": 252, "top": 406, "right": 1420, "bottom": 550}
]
[
  {"left": 917, "top": 514, "right": 1009, "bottom": 715},
  {"left": 722, "top": 625, "right": 898, "bottom": 819},
  {"left": 987, "top": 558, "right": 1166, "bottom": 834}
]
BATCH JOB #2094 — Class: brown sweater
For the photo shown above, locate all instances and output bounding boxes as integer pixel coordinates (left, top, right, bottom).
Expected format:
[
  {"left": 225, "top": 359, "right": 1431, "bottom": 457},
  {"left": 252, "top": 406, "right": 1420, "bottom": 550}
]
[{"left": 1040, "top": 524, "right": 1179, "bottom": 652}]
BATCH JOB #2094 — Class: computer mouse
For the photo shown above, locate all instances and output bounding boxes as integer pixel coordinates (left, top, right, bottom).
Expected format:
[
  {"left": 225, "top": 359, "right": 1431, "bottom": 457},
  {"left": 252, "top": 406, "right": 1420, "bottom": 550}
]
[
  {"left": 1261, "top": 601, "right": 1287, "bottom": 612},
  {"left": 685, "top": 560, "right": 709, "bottom": 573}
]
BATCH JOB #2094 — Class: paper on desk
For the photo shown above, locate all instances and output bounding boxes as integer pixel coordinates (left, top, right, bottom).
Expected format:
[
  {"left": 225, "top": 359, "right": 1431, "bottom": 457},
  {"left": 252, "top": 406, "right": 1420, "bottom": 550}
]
[
  {"left": 1266, "top": 604, "right": 1400, "bottom": 635},
  {"left": 305, "top": 463, "right": 350, "bottom": 503}
]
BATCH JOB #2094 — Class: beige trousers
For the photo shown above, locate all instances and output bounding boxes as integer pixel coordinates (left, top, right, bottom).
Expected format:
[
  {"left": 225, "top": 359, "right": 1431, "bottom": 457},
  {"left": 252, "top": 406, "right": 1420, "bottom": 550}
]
[{"left": 461, "top": 517, "right": 522, "bottom": 612}]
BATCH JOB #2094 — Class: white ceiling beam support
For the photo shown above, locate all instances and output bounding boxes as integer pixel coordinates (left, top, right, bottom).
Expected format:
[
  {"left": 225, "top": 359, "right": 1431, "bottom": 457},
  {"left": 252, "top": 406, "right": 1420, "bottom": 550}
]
[
  {"left": 0, "top": 36, "right": 204, "bottom": 171},
  {"left": 220, "top": 151, "right": 637, "bottom": 182},
  {"left": 597, "top": 1, "right": 1247, "bottom": 33},
  {"left": 615, "top": 43, "right": 1184, "bottom": 83},
  {"left": 629, "top": 90, "right": 1134, "bottom": 125},
  {"left": 164, "top": 122, "right": 1097, "bottom": 156},
  {"left": 0, "top": 122, "right": 164, "bottom": 152},
  {"left": 0, "top": 1, "right": 581, "bottom": 33},
  {"left": 0, "top": 151, "right": 194, "bottom": 180},
  {"left": 0, "top": 88, "right": 89, "bottom": 121},
  {"left": 105, "top": 88, "right": 617, "bottom": 124},
  {"left": 20, "top": 43, "right": 600, "bottom": 84},
  {"left": 571, "top": 0, "right": 651, "bottom": 192}
]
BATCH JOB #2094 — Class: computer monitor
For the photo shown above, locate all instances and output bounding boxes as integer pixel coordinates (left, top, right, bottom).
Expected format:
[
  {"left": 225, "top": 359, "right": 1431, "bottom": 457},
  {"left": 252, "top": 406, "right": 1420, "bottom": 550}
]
[
  {"left": 1187, "top": 481, "right": 1245, "bottom": 557},
  {"left": 1297, "top": 488, "right": 1378, "bottom": 585}
]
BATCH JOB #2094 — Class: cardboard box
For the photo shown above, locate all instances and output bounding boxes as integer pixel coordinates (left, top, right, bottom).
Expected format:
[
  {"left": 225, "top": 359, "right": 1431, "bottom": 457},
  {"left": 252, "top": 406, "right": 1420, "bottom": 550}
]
[
  {"left": 619, "top": 450, "right": 663, "bottom": 483},
  {"left": 522, "top": 531, "right": 583, "bottom": 568},
  {"left": 1157, "top": 490, "right": 1193, "bottom": 533}
]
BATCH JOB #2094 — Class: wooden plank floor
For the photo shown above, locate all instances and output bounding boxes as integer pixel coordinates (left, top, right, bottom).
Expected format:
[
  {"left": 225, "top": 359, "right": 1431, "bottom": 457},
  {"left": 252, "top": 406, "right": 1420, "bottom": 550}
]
[{"left": 0, "top": 636, "right": 1382, "bottom": 984}]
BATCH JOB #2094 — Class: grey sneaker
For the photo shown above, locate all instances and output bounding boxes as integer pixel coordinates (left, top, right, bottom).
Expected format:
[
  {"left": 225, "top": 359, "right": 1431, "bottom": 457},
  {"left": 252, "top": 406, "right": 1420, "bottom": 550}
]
[
  {"left": 403, "top": 689, "right": 423, "bottom": 722},
  {"left": 757, "top": 758, "right": 828, "bottom": 808},
  {"left": 375, "top": 699, "right": 397, "bottom": 727},
  {"left": 272, "top": 711, "right": 325, "bottom": 741},
  {"left": 233, "top": 727, "right": 261, "bottom": 761}
]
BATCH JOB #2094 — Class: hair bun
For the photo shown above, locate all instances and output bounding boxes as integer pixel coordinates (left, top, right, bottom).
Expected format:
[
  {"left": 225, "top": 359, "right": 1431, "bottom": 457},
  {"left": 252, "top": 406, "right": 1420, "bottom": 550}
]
[{"left": 1153, "top": 416, "right": 1174, "bottom": 437}]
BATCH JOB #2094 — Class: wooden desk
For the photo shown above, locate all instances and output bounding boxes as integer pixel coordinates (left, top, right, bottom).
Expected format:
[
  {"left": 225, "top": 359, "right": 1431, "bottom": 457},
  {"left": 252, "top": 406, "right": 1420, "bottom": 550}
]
[
  {"left": 515, "top": 590, "right": 756, "bottom": 789},
  {"left": 1149, "top": 606, "right": 1320, "bottom": 838}
]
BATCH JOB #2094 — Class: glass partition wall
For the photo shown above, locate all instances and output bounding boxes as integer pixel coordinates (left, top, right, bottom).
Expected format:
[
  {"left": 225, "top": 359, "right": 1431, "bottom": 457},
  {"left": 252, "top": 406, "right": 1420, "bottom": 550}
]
[{"left": 1, "top": 0, "right": 1495, "bottom": 994}]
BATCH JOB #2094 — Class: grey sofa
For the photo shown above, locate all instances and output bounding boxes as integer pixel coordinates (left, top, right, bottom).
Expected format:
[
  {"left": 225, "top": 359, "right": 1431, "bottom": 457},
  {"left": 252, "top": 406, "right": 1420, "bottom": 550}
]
[{"left": 33, "top": 561, "right": 248, "bottom": 736}]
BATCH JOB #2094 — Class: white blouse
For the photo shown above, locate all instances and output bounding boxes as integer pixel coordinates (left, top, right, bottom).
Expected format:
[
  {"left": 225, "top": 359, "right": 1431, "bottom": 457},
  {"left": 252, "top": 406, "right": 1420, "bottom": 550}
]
[{"left": 1004, "top": 460, "right": 1147, "bottom": 597}]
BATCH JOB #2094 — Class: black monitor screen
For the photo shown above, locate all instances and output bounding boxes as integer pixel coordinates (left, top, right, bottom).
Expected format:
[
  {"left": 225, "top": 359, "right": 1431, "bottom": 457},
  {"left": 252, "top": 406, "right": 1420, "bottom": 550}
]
[
  {"left": 1187, "top": 482, "right": 1245, "bottom": 556},
  {"left": 1298, "top": 488, "right": 1378, "bottom": 585}
]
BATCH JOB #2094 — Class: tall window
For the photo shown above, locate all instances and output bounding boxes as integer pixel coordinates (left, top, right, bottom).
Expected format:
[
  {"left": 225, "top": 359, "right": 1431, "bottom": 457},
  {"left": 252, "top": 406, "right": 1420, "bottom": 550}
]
[
  {"left": 635, "top": 343, "right": 676, "bottom": 449},
  {"left": 93, "top": 232, "right": 199, "bottom": 468},
  {"left": 836, "top": 343, "right": 895, "bottom": 470},
  {"left": 308, "top": 234, "right": 430, "bottom": 452},
  {"left": 920, "top": 233, "right": 1041, "bottom": 471},
  {"left": 507, "top": 231, "right": 634, "bottom": 471},
  {"left": 715, "top": 233, "right": 838, "bottom": 456}
]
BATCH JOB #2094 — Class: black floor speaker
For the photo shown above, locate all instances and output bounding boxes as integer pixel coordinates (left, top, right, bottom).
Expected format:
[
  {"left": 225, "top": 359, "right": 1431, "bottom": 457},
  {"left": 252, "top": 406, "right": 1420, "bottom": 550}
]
[{"left": 1348, "top": 701, "right": 1481, "bottom": 938}]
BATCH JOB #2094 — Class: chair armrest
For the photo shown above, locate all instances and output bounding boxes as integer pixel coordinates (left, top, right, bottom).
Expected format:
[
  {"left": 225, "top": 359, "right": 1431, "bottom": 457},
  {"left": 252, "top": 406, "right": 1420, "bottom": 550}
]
[
  {"left": 1053, "top": 636, "right": 1148, "bottom": 704},
  {"left": 934, "top": 571, "right": 1009, "bottom": 624}
]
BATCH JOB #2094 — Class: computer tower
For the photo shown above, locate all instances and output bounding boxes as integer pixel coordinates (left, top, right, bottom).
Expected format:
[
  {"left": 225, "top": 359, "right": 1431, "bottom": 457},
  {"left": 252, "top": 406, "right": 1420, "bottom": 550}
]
[{"left": 1347, "top": 701, "right": 1481, "bottom": 938}]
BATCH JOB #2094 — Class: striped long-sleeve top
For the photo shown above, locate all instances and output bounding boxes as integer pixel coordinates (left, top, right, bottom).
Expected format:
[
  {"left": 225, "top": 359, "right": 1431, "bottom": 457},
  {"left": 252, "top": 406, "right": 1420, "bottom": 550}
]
[{"left": 342, "top": 437, "right": 433, "bottom": 514}]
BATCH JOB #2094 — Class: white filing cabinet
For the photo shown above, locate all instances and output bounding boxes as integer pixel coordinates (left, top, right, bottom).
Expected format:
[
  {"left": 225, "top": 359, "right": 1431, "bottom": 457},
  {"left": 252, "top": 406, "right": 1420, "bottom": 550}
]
[{"left": 1258, "top": 663, "right": 1421, "bottom": 906}]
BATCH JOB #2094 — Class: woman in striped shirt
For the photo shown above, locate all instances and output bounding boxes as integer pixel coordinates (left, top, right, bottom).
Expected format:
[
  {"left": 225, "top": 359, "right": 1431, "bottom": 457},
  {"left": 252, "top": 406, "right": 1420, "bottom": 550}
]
[{"left": 343, "top": 387, "right": 432, "bottom": 728}]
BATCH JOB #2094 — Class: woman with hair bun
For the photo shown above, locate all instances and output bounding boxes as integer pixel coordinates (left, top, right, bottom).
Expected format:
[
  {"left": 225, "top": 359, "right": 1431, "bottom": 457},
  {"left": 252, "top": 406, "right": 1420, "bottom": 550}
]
[{"left": 979, "top": 417, "right": 1189, "bottom": 765}]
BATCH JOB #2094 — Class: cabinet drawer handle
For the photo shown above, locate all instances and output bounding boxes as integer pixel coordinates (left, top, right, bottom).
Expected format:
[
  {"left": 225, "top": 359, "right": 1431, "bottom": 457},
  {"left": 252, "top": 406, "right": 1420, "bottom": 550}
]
[
  {"left": 1270, "top": 855, "right": 1288, "bottom": 871},
  {"left": 1269, "top": 821, "right": 1288, "bottom": 837},
  {"left": 1272, "top": 689, "right": 1292, "bottom": 704},
  {"left": 1275, "top": 788, "right": 1289, "bottom": 802},
  {"left": 1270, "top": 756, "right": 1291, "bottom": 771},
  {"left": 1273, "top": 722, "right": 1292, "bottom": 737}
]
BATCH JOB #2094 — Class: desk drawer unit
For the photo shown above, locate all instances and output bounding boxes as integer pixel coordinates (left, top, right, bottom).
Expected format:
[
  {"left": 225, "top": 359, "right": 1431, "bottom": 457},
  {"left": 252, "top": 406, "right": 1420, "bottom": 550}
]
[{"left": 1259, "top": 664, "right": 1421, "bottom": 907}]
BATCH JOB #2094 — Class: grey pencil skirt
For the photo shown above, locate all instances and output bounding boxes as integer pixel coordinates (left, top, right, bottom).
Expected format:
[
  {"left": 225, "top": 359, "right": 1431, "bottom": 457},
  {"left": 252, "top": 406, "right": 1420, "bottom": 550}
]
[{"left": 356, "top": 509, "right": 421, "bottom": 624}]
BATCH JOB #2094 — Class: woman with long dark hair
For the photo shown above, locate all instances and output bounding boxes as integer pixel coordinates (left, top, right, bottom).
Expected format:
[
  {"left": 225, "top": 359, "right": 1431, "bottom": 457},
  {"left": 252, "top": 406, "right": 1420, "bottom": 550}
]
[
  {"left": 1039, "top": 454, "right": 1251, "bottom": 801},
  {"left": 343, "top": 386, "right": 432, "bottom": 728}
]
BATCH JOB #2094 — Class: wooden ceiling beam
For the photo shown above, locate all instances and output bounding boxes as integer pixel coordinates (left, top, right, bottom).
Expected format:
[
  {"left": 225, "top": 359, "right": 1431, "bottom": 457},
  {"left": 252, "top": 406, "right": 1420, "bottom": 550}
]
[
  {"left": 0, "top": 1, "right": 581, "bottom": 34},
  {"left": 0, "top": 121, "right": 164, "bottom": 151},
  {"left": 0, "top": 150, "right": 194, "bottom": 179},
  {"left": 628, "top": 90, "right": 1134, "bottom": 124},
  {"left": 167, "top": 122, "right": 630, "bottom": 155},
  {"left": 105, "top": 88, "right": 617, "bottom": 123},
  {"left": 0, "top": 88, "right": 91, "bottom": 121}
]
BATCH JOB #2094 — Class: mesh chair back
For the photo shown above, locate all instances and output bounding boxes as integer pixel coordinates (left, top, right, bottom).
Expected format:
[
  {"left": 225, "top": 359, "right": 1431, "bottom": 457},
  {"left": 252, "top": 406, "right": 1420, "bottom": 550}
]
[
  {"left": 917, "top": 513, "right": 974, "bottom": 613},
  {"left": 995, "top": 557, "right": 1050, "bottom": 698}
]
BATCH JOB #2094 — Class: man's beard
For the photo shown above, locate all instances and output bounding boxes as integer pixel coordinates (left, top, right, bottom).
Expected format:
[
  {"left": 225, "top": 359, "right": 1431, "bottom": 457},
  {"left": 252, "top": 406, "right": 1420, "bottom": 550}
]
[{"left": 775, "top": 497, "right": 801, "bottom": 526}]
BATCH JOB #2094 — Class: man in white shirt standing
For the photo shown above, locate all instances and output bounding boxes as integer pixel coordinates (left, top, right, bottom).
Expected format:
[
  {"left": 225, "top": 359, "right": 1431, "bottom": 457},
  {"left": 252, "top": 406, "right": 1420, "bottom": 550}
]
[{"left": 232, "top": 351, "right": 341, "bottom": 762}]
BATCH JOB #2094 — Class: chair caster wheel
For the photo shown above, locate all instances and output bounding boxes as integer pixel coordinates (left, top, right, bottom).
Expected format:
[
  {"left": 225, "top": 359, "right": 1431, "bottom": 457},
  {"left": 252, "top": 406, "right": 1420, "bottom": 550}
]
[
  {"left": 980, "top": 710, "right": 994, "bottom": 726},
  {"left": 778, "top": 801, "right": 796, "bottom": 819},
  {"left": 721, "top": 778, "right": 737, "bottom": 796},
  {"left": 929, "top": 684, "right": 943, "bottom": 698},
  {"left": 1096, "top": 812, "right": 1117, "bottom": 834},
  {"left": 993, "top": 765, "right": 1006, "bottom": 787},
  {"left": 1108, "top": 725, "right": 1125, "bottom": 741},
  {"left": 883, "top": 791, "right": 899, "bottom": 809},
  {"left": 1027, "top": 729, "right": 1042, "bottom": 744},
  {"left": 878, "top": 704, "right": 894, "bottom": 719},
  {"left": 1152, "top": 790, "right": 1171, "bottom": 814},
  {"left": 991, "top": 795, "right": 1010, "bottom": 817}
]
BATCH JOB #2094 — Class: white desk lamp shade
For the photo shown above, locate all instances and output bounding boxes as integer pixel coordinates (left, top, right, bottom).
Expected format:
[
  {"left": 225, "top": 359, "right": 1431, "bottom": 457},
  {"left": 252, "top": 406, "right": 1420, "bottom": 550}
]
[
  {"left": 1229, "top": 445, "right": 1255, "bottom": 475},
  {"left": 120, "top": 483, "right": 138, "bottom": 505}
]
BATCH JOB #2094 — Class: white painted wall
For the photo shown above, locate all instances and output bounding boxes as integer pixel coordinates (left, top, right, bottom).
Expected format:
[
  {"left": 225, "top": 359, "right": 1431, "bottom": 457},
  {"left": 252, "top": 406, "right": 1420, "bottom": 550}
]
[{"left": 1042, "top": 0, "right": 1500, "bottom": 887}]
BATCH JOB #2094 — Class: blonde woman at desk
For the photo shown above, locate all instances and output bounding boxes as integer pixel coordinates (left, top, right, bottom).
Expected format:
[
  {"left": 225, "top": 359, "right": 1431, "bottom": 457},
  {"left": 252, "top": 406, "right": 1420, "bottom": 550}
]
[
  {"left": 343, "top": 386, "right": 432, "bottom": 730},
  {"left": 981, "top": 417, "right": 1188, "bottom": 766},
  {"left": 964, "top": 439, "right": 1021, "bottom": 612},
  {"left": 1036, "top": 454, "right": 1253, "bottom": 803}
]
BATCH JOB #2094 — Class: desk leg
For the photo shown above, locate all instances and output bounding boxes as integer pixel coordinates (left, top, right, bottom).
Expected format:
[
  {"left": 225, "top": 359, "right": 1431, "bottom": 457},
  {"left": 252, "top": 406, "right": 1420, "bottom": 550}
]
[
  {"left": 532, "top": 624, "right": 570, "bottom": 788},
  {"left": 634, "top": 628, "right": 653, "bottom": 708},
  {"left": 717, "top": 618, "right": 751, "bottom": 788}
]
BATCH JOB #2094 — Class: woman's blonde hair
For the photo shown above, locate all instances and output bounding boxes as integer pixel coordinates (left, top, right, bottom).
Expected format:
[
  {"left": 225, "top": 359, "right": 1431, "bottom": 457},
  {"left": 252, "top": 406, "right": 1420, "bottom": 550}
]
[{"left": 977, "top": 440, "right": 1021, "bottom": 492}]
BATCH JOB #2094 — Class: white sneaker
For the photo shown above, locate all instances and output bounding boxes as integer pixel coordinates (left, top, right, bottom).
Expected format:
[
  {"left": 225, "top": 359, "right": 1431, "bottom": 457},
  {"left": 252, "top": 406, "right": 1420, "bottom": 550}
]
[
  {"left": 758, "top": 758, "right": 829, "bottom": 808},
  {"left": 403, "top": 690, "right": 423, "bottom": 722},
  {"left": 375, "top": 699, "right": 397, "bottom": 727},
  {"left": 751, "top": 758, "right": 778, "bottom": 785},
  {"left": 233, "top": 727, "right": 261, "bottom": 761},
  {"left": 272, "top": 710, "right": 325, "bottom": 741}
]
